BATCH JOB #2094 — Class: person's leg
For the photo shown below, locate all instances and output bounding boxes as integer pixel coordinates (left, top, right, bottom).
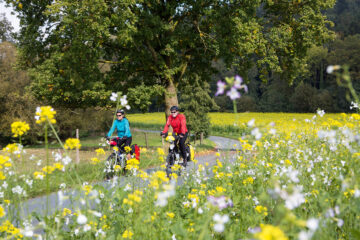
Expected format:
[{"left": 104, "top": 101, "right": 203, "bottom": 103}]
[
  {"left": 125, "top": 137, "right": 132, "bottom": 160},
  {"left": 179, "top": 133, "right": 188, "bottom": 166}
]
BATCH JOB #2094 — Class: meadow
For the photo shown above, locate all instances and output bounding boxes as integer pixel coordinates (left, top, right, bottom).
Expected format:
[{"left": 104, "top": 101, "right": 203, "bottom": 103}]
[{"left": 0, "top": 109, "right": 359, "bottom": 239}]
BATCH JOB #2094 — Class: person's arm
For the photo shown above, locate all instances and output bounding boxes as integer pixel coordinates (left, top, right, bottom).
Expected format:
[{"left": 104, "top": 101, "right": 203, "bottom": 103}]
[
  {"left": 124, "top": 119, "right": 131, "bottom": 137},
  {"left": 107, "top": 121, "right": 116, "bottom": 137},
  {"left": 180, "top": 114, "right": 187, "bottom": 134},
  {"left": 162, "top": 116, "right": 171, "bottom": 133}
]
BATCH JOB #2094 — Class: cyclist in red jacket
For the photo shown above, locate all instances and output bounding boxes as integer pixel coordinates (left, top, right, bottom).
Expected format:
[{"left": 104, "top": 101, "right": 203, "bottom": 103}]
[{"left": 161, "top": 106, "right": 189, "bottom": 166}]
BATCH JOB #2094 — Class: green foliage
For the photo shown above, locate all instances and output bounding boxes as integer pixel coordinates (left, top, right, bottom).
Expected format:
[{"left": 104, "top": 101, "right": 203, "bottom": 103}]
[
  {"left": 259, "top": 78, "right": 293, "bottom": 112},
  {"left": 0, "top": 13, "right": 14, "bottom": 42},
  {"left": 326, "top": 0, "right": 360, "bottom": 36},
  {"left": 127, "top": 85, "right": 165, "bottom": 113},
  {"left": 236, "top": 96, "right": 259, "bottom": 112},
  {"left": 290, "top": 82, "right": 317, "bottom": 113},
  {"left": 5, "top": 0, "right": 336, "bottom": 111},
  {"left": 0, "top": 42, "right": 41, "bottom": 144},
  {"left": 180, "top": 75, "right": 219, "bottom": 138}
]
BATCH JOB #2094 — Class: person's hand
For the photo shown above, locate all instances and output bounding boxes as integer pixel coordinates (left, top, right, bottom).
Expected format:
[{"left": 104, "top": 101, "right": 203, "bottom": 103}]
[
  {"left": 160, "top": 132, "right": 165, "bottom": 137},
  {"left": 179, "top": 134, "right": 184, "bottom": 138},
  {"left": 122, "top": 136, "right": 128, "bottom": 140},
  {"left": 105, "top": 136, "right": 110, "bottom": 141}
]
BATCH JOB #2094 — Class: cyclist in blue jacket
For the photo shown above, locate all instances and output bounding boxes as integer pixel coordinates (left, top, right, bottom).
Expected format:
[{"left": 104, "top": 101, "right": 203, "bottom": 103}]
[{"left": 106, "top": 109, "right": 132, "bottom": 159}]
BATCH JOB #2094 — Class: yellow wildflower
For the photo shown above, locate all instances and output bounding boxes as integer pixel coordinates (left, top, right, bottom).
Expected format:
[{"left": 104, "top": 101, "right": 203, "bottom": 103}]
[
  {"left": 95, "top": 148, "right": 106, "bottom": 156},
  {"left": 11, "top": 121, "right": 30, "bottom": 137},
  {"left": 124, "top": 146, "right": 132, "bottom": 153},
  {"left": 62, "top": 208, "right": 72, "bottom": 217},
  {"left": 0, "top": 205, "right": 5, "bottom": 218},
  {"left": 64, "top": 138, "right": 81, "bottom": 150},
  {"left": 166, "top": 212, "right": 175, "bottom": 218},
  {"left": 138, "top": 170, "right": 148, "bottom": 180},
  {"left": 0, "top": 220, "right": 21, "bottom": 237},
  {"left": 0, "top": 155, "right": 11, "bottom": 168},
  {"left": 254, "top": 224, "right": 288, "bottom": 240},
  {"left": 255, "top": 205, "right": 268, "bottom": 216},
  {"left": 188, "top": 193, "right": 199, "bottom": 203},
  {"left": 170, "top": 173, "right": 178, "bottom": 179},
  {"left": 82, "top": 185, "right": 92, "bottom": 195},
  {"left": 157, "top": 148, "right": 165, "bottom": 156},
  {"left": 122, "top": 229, "right": 134, "bottom": 239},
  {"left": 42, "top": 165, "right": 56, "bottom": 174},
  {"left": 2, "top": 144, "right": 19, "bottom": 154},
  {"left": 243, "top": 177, "right": 254, "bottom": 185},
  {"left": 54, "top": 163, "right": 64, "bottom": 170},
  {"left": 126, "top": 158, "right": 140, "bottom": 170},
  {"left": 34, "top": 171, "right": 45, "bottom": 180},
  {"left": 216, "top": 186, "right": 226, "bottom": 193},
  {"left": 0, "top": 172, "right": 5, "bottom": 180},
  {"left": 91, "top": 157, "right": 100, "bottom": 165},
  {"left": 35, "top": 106, "right": 56, "bottom": 124}
]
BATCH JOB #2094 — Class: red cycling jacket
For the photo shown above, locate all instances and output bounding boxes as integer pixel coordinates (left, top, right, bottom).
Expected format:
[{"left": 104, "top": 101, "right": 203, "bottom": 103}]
[{"left": 162, "top": 113, "right": 188, "bottom": 135}]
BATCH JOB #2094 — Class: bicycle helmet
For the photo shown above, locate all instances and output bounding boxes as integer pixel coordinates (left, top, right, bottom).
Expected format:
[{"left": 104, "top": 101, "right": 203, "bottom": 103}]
[
  {"left": 116, "top": 109, "right": 125, "bottom": 115},
  {"left": 170, "top": 106, "right": 179, "bottom": 112}
]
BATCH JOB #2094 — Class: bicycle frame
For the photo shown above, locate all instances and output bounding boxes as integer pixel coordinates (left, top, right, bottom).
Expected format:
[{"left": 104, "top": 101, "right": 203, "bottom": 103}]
[{"left": 105, "top": 137, "right": 128, "bottom": 178}]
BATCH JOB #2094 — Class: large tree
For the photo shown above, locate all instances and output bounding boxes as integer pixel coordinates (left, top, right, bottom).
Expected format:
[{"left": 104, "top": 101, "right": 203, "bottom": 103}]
[{"left": 3, "top": 0, "right": 335, "bottom": 115}]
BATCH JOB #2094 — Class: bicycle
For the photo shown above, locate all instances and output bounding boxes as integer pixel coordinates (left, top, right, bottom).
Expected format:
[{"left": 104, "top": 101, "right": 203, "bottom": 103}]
[
  {"left": 104, "top": 137, "right": 138, "bottom": 179},
  {"left": 162, "top": 132, "right": 192, "bottom": 178}
]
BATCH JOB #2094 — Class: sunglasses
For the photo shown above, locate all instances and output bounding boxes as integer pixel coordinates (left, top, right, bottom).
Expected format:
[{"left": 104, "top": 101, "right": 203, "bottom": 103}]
[
  {"left": 117, "top": 114, "right": 123, "bottom": 117},
  {"left": 171, "top": 111, "right": 177, "bottom": 114}
]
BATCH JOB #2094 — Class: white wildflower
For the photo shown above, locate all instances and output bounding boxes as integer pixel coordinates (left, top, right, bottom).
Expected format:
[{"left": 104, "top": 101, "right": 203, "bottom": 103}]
[
  {"left": 77, "top": 214, "right": 87, "bottom": 225},
  {"left": 213, "top": 214, "right": 229, "bottom": 233},
  {"left": 110, "top": 92, "right": 118, "bottom": 102}
]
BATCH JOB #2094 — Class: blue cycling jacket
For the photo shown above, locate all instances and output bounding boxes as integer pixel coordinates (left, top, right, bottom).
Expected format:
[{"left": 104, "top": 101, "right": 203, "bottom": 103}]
[{"left": 107, "top": 118, "right": 132, "bottom": 138}]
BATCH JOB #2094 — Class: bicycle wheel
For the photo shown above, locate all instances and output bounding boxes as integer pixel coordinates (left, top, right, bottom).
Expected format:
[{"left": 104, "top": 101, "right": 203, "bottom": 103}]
[
  {"left": 105, "top": 153, "right": 117, "bottom": 179},
  {"left": 119, "top": 154, "right": 127, "bottom": 175},
  {"left": 166, "top": 154, "right": 175, "bottom": 178}
]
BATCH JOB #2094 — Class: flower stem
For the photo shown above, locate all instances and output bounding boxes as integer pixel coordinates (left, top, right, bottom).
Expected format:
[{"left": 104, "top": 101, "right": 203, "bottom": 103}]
[
  {"left": 233, "top": 99, "right": 237, "bottom": 114},
  {"left": 48, "top": 121, "right": 65, "bottom": 150},
  {"left": 45, "top": 124, "right": 49, "bottom": 217}
]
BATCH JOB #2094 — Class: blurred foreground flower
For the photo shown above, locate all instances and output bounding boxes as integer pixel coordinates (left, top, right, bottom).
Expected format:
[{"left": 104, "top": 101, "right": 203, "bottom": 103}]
[
  {"left": 35, "top": 106, "right": 56, "bottom": 124},
  {"left": 110, "top": 92, "right": 118, "bottom": 101},
  {"left": 215, "top": 75, "right": 248, "bottom": 113},
  {"left": 215, "top": 80, "right": 226, "bottom": 96},
  {"left": 11, "top": 121, "right": 30, "bottom": 137},
  {"left": 207, "top": 195, "right": 233, "bottom": 210},
  {"left": 255, "top": 224, "right": 288, "bottom": 240},
  {"left": 326, "top": 65, "right": 340, "bottom": 74},
  {"left": 110, "top": 92, "right": 131, "bottom": 110},
  {"left": 212, "top": 213, "right": 229, "bottom": 232},
  {"left": 122, "top": 229, "right": 133, "bottom": 239},
  {"left": 216, "top": 75, "right": 248, "bottom": 100}
]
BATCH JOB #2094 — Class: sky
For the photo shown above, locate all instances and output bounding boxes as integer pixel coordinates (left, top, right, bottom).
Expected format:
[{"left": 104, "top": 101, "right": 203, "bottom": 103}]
[{"left": 0, "top": 2, "right": 20, "bottom": 32}]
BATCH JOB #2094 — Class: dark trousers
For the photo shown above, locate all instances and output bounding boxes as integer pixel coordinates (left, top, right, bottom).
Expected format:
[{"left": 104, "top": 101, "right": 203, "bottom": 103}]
[
  {"left": 176, "top": 132, "right": 188, "bottom": 162},
  {"left": 117, "top": 136, "right": 132, "bottom": 149}
]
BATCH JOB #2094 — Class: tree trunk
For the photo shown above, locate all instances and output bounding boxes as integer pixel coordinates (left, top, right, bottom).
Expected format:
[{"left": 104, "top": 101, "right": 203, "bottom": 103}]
[{"left": 164, "top": 78, "right": 178, "bottom": 118}]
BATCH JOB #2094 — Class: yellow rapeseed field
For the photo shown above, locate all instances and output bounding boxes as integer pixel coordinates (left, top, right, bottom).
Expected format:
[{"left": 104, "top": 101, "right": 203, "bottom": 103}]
[{"left": 127, "top": 112, "right": 360, "bottom": 134}]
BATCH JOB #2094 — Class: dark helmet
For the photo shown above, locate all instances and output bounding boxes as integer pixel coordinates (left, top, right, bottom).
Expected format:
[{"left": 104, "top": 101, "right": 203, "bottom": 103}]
[
  {"left": 116, "top": 109, "right": 125, "bottom": 115},
  {"left": 170, "top": 106, "right": 179, "bottom": 112}
]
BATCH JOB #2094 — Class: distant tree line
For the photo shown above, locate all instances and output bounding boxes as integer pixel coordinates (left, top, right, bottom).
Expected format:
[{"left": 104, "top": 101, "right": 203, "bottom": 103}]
[{"left": 211, "top": 0, "right": 360, "bottom": 113}]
